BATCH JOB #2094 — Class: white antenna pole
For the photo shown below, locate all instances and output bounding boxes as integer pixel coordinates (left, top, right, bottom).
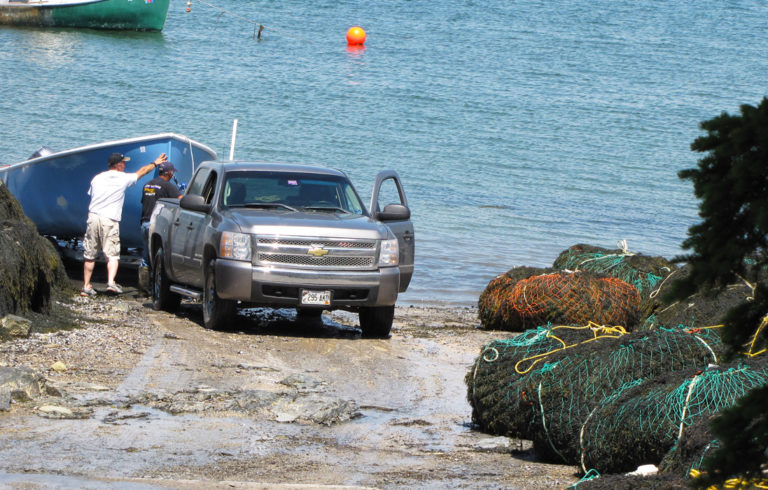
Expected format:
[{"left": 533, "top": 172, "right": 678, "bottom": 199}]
[{"left": 229, "top": 118, "right": 238, "bottom": 161}]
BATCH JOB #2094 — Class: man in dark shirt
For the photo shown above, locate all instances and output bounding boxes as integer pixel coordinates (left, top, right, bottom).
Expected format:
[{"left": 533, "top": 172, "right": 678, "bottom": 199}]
[{"left": 139, "top": 161, "right": 183, "bottom": 294}]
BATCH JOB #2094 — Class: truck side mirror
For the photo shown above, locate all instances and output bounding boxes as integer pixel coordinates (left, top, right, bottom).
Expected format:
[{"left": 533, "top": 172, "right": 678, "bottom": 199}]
[
  {"left": 375, "top": 203, "right": 410, "bottom": 221},
  {"left": 180, "top": 194, "right": 211, "bottom": 213}
]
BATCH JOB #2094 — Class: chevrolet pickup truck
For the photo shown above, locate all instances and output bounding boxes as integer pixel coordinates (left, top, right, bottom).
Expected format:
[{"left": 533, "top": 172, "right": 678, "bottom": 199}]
[{"left": 147, "top": 161, "right": 414, "bottom": 337}]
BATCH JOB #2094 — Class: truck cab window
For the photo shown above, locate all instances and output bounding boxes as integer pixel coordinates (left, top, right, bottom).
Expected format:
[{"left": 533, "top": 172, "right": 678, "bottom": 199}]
[
  {"left": 376, "top": 177, "right": 405, "bottom": 211},
  {"left": 187, "top": 168, "right": 211, "bottom": 197},
  {"left": 202, "top": 172, "right": 217, "bottom": 204}
]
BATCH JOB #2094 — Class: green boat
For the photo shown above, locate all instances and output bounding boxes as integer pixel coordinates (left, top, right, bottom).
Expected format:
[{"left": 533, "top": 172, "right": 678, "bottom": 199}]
[{"left": 0, "top": 0, "right": 170, "bottom": 31}]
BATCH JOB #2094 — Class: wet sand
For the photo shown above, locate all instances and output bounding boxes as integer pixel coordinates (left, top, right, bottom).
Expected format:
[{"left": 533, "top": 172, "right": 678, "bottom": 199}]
[{"left": 0, "top": 268, "right": 579, "bottom": 488}]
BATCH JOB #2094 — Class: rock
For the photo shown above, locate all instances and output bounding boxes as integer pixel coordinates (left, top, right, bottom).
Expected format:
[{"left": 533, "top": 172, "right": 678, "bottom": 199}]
[
  {"left": 50, "top": 361, "right": 67, "bottom": 372},
  {"left": 85, "top": 384, "right": 111, "bottom": 392},
  {"left": 272, "top": 393, "right": 361, "bottom": 425},
  {"left": 45, "top": 384, "right": 64, "bottom": 397},
  {"left": 232, "top": 390, "right": 281, "bottom": 411},
  {"left": 0, "top": 366, "right": 45, "bottom": 400},
  {"left": 237, "top": 363, "right": 279, "bottom": 372},
  {"left": 279, "top": 373, "right": 324, "bottom": 392},
  {"left": 37, "top": 405, "right": 74, "bottom": 417},
  {"left": 112, "top": 303, "right": 131, "bottom": 314},
  {"left": 627, "top": 464, "right": 658, "bottom": 476},
  {"left": 475, "top": 436, "right": 515, "bottom": 453},
  {"left": 0, "top": 314, "right": 31, "bottom": 337},
  {"left": 36, "top": 405, "right": 92, "bottom": 419},
  {"left": 0, "top": 388, "right": 10, "bottom": 411}
]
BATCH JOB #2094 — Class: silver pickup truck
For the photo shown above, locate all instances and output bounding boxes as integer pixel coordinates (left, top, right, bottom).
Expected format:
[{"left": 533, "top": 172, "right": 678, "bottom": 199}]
[{"left": 147, "top": 161, "right": 414, "bottom": 337}]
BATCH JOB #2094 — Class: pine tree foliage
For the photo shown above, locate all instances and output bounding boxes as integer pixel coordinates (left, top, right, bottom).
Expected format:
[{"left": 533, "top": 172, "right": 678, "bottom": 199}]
[
  {"left": 671, "top": 97, "right": 768, "bottom": 487},
  {"left": 673, "top": 97, "right": 768, "bottom": 299}
]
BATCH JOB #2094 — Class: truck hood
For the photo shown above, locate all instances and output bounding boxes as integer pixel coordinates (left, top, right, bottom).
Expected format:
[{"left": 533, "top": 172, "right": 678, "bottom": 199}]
[{"left": 226, "top": 210, "right": 393, "bottom": 240}]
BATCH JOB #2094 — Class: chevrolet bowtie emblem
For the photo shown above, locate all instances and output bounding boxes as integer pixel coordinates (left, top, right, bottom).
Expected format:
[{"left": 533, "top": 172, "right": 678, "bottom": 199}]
[{"left": 307, "top": 246, "right": 329, "bottom": 257}]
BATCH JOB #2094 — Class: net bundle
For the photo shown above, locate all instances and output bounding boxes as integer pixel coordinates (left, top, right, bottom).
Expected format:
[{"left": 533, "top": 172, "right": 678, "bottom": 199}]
[
  {"left": 506, "top": 272, "right": 641, "bottom": 331},
  {"left": 478, "top": 270, "right": 641, "bottom": 331},
  {"left": 477, "top": 267, "right": 553, "bottom": 330},
  {"left": 641, "top": 264, "right": 756, "bottom": 331},
  {"left": 552, "top": 243, "right": 676, "bottom": 298},
  {"left": 466, "top": 323, "right": 628, "bottom": 438},
  {"left": 580, "top": 358, "right": 768, "bottom": 474},
  {"left": 466, "top": 325, "right": 727, "bottom": 464},
  {"left": 657, "top": 416, "right": 719, "bottom": 478},
  {"left": 527, "top": 326, "right": 725, "bottom": 465}
]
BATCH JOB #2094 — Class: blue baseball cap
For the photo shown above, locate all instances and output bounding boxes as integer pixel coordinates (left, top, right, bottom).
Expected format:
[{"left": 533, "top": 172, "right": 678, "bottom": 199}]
[{"left": 157, "top": 161, "right": 176, "bottom": 174}]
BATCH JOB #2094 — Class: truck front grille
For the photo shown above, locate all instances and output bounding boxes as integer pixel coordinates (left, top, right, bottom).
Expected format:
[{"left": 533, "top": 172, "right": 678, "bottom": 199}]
[{"left": 255, "top": 237, "right": 377, "bottom": 270}]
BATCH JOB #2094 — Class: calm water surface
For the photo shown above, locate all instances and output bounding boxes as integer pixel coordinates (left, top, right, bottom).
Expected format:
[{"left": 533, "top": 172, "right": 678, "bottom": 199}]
[{"left": 1, "top": 0, "right": 767, "bottom": 306}]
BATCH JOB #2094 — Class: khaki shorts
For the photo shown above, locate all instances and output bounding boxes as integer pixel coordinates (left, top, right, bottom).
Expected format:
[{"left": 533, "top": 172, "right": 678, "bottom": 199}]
[{"left": 83, "top": 213, "right": 121, "bottom": 260}]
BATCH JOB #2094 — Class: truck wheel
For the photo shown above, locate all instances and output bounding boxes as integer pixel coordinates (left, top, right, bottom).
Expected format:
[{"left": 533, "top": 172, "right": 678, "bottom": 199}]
[
  {"left": 358, "top": 305, "right": 395, "bottom": 338},
  {"left": 203, "top": 259, "right": 235, "bottom": 330},
  {"left": 152, "top": 247, "right": 181, "bottom": 312}
]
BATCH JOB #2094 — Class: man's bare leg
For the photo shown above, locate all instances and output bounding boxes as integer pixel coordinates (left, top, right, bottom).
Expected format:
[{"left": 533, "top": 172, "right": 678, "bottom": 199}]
[
  {"left": 107, "top": 257, "right": 119, "bottom": 286},
  {"left": 83, "top": 259, "right": 95, "bottom": 290}
]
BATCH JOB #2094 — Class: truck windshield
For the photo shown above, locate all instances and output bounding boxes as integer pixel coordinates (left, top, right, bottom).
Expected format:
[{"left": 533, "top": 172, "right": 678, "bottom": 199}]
[{"left": 221, "top": 171, "right": 366, "bottom": 215}]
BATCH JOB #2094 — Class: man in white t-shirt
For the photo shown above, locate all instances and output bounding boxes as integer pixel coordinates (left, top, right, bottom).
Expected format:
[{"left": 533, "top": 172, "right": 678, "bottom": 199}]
[{"left": 81, "top": 151, "right": 167, "bottom": 296}]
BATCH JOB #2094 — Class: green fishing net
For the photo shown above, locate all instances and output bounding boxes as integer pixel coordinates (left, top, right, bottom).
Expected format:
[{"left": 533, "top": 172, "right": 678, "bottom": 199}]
[
  {"left": 466, "top": 323, "right": 624, "bottom": 438},
  {"left": 552, "top": 243, "right": 676, "bottom": 297},
  {"left": 641, "top": 264, "right": 755, "bottom": 331},
  {"left": 581, "top": 358, "right": 768, "bottom": 474},
  {"left": 466, "top": 325, "right": 727, "bottom": 466}
]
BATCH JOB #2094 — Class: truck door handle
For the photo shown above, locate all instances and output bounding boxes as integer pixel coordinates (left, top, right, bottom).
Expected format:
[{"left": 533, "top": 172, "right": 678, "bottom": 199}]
[
  {"left": 186, "top": 224, "right": 195, "bottom": 230},
  {"left": 174, "top": 218, "right": 181, "bottom": 226}
]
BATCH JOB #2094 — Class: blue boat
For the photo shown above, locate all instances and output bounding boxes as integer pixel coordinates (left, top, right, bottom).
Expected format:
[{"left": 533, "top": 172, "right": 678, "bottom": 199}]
[{"left": 0, "top": 133, "right": 217, "bottom": 249}]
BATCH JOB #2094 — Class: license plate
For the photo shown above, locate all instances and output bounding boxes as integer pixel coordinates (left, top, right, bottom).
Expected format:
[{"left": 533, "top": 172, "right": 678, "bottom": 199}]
[{"left": 301, "top": 289, "right": 331, "bottom": 306}]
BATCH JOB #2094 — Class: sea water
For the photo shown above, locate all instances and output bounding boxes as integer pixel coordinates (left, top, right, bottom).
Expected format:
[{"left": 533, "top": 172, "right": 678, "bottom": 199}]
[{"left": 1, "top": 0, "right": 766, "bottom": 306}]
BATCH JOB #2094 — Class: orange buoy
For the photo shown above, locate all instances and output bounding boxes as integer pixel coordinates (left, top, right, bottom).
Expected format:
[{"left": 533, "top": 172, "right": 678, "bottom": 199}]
[{"left": 346, "top": 26, "right": 366, "bottom": 45}]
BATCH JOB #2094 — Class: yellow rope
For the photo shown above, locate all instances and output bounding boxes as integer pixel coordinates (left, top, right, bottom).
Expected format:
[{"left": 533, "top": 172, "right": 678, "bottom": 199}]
[
  {"left": 675, "top": 311, "right": 767, "bottom": 359},
  {"left": 689, "top": 469, "right": 768, "bottom": 489},
  {"left": 744, "top": 313, "right": 768, "bottom": 357},
  {"left": 514, "top": 323, "right": 628, "bottom": 374}
]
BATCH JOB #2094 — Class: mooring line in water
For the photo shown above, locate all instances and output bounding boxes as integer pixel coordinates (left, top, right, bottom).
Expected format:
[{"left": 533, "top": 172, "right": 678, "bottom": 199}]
[{"left": 187, "top": 0, "right": 309, "bottom": 42}]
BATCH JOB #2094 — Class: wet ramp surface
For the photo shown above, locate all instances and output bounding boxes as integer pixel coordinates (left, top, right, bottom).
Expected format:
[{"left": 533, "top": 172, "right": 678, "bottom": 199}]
[{"left": 0, "top": 303, "right": 578, "bottom": 488}]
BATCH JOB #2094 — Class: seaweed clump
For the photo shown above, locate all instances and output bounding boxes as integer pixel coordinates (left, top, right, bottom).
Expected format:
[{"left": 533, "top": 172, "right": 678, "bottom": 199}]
[{"left": 0, "top": 184, "right": 70, "bottom": 319}]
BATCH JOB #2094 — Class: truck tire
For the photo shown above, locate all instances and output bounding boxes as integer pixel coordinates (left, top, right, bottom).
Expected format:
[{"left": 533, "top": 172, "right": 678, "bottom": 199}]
[
  {"left": 152, "top": 248, "right": 181, "bottom": 312},
  {"left": 203, "top": 259, "right": 235, "bottom": 330},
  {"left": 358, "top": 305, "right": 394, "bottom": 338}
]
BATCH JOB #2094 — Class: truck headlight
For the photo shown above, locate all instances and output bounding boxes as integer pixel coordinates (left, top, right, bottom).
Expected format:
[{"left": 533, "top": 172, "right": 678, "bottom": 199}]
[
  {"left": 220, "top": 232, "right": 252, "bottom": 261},
  {"left": 378, "top": 238, "right": 399, "bottom": 267}
]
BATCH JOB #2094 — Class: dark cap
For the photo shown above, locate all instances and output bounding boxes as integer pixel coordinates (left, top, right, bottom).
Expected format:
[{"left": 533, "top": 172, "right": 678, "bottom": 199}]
[
  {"left": 157, "top": 161, "right": 177, "bottom": 174},
  {"left": 108, "top": 153, "right": 130, "bottom": 166}
]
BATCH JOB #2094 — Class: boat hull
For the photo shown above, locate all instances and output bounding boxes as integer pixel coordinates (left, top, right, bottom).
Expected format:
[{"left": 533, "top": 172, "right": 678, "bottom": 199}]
[
  {"left": 0, "top": 133, "right": 217, "bottom": 249},
  {"left": 0, "top": 0, "right": 170, "bottom": 31}
]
